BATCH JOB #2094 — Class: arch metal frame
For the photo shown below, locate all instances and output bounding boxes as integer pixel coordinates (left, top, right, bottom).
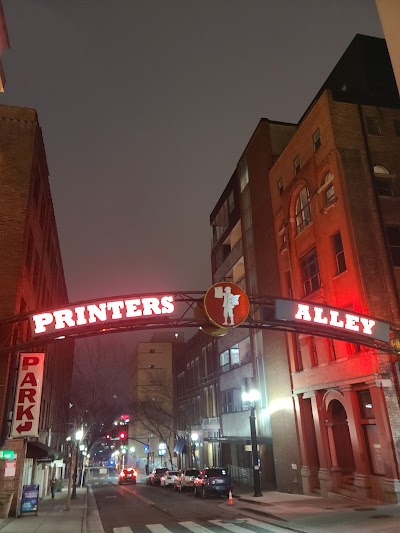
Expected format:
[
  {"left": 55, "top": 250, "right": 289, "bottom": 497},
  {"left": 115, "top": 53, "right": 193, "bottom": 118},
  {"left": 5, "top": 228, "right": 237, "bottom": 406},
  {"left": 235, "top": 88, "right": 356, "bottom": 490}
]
[{"left": 0, "top": 291, "right": 399, "bottom": 356}]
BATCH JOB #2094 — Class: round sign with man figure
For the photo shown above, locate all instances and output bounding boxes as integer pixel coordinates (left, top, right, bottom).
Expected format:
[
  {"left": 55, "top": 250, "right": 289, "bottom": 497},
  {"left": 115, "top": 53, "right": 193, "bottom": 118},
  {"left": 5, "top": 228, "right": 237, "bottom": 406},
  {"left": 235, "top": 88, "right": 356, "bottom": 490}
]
[{"left": 204, "top": 282, "right": 250, "bottom": 329}]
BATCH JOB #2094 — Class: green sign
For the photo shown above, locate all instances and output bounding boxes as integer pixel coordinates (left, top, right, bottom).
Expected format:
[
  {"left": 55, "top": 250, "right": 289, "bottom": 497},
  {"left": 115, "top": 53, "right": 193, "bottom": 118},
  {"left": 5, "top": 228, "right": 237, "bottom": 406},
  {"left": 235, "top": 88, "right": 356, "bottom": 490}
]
[{"left": 0, "top": 450, "right": 15, "bottom": 459}]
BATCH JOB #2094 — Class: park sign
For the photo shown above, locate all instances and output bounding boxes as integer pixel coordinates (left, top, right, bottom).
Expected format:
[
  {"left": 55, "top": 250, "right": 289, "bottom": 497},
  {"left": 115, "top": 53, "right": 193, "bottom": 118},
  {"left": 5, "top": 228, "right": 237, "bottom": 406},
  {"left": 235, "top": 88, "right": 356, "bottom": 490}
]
[
  {"left": 29, "top": 294, "right": 175, "bottom": 336},
  {"left": 275, "top": 299, "right": 390, "bottom": 343},
  {"left": 11, "top": 353, "right": 45, "bottom": 438}
]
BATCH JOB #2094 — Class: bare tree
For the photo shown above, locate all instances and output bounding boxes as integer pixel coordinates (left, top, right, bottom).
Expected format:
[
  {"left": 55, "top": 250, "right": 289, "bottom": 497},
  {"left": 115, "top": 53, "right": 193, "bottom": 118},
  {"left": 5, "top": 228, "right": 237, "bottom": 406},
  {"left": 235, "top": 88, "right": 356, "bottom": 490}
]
[
  {"left": 131, "top": 369, "right": 176, "bottom": 468},
  {"left": 71, "top": 336, "right": 129, "bottom": 451}
]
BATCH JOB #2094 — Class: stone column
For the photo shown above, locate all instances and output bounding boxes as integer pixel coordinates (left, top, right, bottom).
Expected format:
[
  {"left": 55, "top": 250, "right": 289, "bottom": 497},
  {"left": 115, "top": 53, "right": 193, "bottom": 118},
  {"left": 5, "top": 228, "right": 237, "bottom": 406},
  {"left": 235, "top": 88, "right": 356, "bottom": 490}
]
[
  {"left": 294, "top": 394, "right": 319, "bottom": 493},
  {"left": 310, "top": 391, "right": 332, "bottom": 496}
]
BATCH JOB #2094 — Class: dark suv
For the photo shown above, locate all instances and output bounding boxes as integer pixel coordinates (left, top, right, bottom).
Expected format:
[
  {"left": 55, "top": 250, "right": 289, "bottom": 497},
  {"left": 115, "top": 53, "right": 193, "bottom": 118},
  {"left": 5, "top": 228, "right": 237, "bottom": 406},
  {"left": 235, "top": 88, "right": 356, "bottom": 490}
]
[{"left": 193, "top": 467, "right": 232, "bottom": 498}]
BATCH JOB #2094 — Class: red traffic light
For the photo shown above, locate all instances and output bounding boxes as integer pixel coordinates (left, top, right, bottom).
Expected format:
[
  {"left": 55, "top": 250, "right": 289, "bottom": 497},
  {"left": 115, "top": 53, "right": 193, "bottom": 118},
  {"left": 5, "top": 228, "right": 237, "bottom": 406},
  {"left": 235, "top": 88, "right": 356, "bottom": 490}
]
[{"left": 119, "top": 432, "right": 126, "bottom": 439}]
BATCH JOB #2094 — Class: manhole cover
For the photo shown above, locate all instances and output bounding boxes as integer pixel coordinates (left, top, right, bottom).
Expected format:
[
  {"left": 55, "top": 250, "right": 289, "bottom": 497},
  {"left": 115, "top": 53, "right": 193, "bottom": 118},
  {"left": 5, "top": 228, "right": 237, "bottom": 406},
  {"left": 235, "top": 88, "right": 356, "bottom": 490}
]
[
  {"left": 369, "top": 515, "right": 393, "bottom": 519},
  {"left": 354, "top": 507, "right": 376, "bottom": 511}
]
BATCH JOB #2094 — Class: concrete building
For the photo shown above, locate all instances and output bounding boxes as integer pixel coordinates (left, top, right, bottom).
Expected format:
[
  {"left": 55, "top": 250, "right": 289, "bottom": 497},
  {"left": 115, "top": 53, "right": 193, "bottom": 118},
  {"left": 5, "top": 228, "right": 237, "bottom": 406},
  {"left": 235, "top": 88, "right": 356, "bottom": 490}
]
[
  {"left": 129, "top": 333, "right": 184, "bottom": 473},
  {"left": 0, "top": 105, "right": 74, "bottom": 514},
  {"left": 209, "top": 119, "right": 301, "bottom": 493},
  {"left": 269, "top": 35, "right": 400, "bottom": 502}
]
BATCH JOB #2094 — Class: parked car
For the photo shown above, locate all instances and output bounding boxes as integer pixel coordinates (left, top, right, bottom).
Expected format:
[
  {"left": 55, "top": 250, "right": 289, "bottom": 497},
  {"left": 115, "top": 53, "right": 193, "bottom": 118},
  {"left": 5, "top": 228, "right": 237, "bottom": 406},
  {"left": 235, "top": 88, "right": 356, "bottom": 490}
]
[
  {"left": 193, "top": 468, "right": 232, "bottom": 498},
  {"left": 160, "top": 470, "right": 179, "bottom": 487},
  {"left": 149, "top": 467, "right": 168, "bottom": 486},
  {"left": 118, "top": 468, "right": 137, "bottom": 485},
  {"left": 174, "top": 468, "right": 200, "bottom": 491}
]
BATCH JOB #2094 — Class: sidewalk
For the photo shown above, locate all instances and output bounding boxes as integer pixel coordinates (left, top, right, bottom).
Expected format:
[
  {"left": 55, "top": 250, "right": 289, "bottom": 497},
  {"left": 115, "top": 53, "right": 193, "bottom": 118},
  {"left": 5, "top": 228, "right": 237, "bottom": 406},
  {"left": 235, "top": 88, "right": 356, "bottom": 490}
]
[
  {"left": 0, "top": 487, "right": 87, "bottom": 533},
  {"left": 228, "top": 485, "right": 400, "bottom": 532}
]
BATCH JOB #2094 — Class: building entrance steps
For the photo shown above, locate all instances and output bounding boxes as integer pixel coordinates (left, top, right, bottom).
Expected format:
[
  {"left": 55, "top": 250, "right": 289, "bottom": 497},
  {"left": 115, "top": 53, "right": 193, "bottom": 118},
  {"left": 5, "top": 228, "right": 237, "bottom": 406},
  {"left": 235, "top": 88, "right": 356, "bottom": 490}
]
[
  {"left": 224, "top": 485, "right": 400, "bottom": 533},
  {"left": 0, "top": 487, "right": 87, "bottom": 533}
]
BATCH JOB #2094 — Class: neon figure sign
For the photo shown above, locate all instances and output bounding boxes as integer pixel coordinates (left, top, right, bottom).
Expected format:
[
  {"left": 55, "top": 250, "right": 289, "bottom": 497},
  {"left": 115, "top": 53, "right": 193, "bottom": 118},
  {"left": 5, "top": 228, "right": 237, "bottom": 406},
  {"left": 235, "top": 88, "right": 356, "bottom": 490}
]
[
  {"left": 275, "top": 299, "right": 390, "bottom": 343},
  {"left": 30, "top": 295, "right": 175, "bottom": 336}
]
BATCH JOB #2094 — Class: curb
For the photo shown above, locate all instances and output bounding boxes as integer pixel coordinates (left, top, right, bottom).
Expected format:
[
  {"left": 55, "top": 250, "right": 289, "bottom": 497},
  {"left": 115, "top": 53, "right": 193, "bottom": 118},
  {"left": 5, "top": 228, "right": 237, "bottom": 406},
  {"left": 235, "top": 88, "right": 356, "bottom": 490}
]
[{"left": 86, "top": 485, "right": 105, "bottom": 533}]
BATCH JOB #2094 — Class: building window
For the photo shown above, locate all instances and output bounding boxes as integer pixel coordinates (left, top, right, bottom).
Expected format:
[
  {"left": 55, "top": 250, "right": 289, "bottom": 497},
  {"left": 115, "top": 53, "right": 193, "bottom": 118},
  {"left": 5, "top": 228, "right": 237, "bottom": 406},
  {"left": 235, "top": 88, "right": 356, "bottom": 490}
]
[
  {"left": 394, "top": 119, "right": 400, "bottom": 137},
  {"left": 373, "top": 165, "right": 389, "bottom": 174},
  {"left": 285, "top": 271, "right": 293, "bottom": 298},
  {"left": 366, "top": 116, "right": 382, "bottom": 136},
  {"left": 295, "top": 187, "right": 311, "bottom": 234},
  {"left": 222, "top": 390, "right": 234, "bottom": 414},
  {"left": 332, "top": 232, "right": 346, "bottom": 274},
  {"left": 301, "top": 248, "right": 320, "bottom": 295},
  {"left": 240, "top": 161, "right": 249, "bottom": 192},
  {"left": 327, "top": 338, "right": 336, "bottom": 361},
  {"left": 385, "top": 226, "right": 400, "bottom": 266},
  {"left": 294, "top": 155, "right": 301, "bottom": 175},
  {"left": 278, "top": 178, "right": 284, "bottom": 196},
  {"left": 228, "top": 190, "right": 235, "bottom": 213},
  {"left": 313, "top": 129, "right": 321, "bottom": 151}
]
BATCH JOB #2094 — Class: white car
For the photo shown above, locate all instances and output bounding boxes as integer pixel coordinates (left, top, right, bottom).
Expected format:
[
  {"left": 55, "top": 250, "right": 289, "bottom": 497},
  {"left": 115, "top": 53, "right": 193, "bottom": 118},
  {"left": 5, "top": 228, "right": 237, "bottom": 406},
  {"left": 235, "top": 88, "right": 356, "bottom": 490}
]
[
  {"left": 174, "top": 468, "right": 200, "bottom": 491},
  {"left": 160, "top": 470, "right": 179, "bottom": 487}
]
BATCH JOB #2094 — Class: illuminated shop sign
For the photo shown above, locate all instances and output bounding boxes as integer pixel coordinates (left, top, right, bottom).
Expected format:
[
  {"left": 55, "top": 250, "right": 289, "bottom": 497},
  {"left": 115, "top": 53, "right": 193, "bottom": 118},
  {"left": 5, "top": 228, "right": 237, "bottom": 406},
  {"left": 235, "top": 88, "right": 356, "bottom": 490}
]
[
  {"left": 275, "top": 299, "right": 390, "bottom": 343},
  {"left": 30, "top": 295, "right": 175, "bottom": 336}
]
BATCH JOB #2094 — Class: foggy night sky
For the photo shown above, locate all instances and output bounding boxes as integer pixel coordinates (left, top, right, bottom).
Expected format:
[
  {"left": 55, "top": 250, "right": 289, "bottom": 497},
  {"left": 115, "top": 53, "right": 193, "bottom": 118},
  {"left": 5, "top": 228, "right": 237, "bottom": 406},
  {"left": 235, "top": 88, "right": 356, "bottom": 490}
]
[{"left": 0, "top": 1, "right": 383, "bottom": 306}]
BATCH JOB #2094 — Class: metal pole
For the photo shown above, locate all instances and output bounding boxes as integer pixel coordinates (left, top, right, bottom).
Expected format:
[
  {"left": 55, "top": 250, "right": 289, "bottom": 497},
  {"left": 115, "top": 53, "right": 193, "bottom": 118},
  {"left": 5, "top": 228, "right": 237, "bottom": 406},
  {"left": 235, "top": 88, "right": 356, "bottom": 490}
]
[{"left": 249, "top": 405, "right": 262, "bottom": 497}]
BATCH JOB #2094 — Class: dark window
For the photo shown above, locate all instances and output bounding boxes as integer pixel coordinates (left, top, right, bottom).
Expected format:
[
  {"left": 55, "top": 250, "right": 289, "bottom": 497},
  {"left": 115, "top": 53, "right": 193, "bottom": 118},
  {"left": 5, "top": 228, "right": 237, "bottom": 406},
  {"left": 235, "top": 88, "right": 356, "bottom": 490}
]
[
  {"left": 357, "top": 390, "right": 375, "bottom": 419},
  {"left": 228, "top": 191, "right": 235, "bottom": 213},
  {"left": 332, "top": 232, "right": 346, "bottom": 274},
  {"left": 294, "top": 156, "right": 301, "bottom": 175},
  {"left": 293, "top": 334, "right": 303, "bottom": 371},
  {"left": 222, "top": 390, "right": 234, "bottom": 413},
  {"left": 309, "top": 337, "right": 318, "bottom": 367},
  {"left": 366, "top": 117, "right": 382, "bottom": 136},
  {"left": 313, "top": 129, "right": 321, "bottom": 151},
  {"left": 386, "top": 226, "right": 400, "bottom": 266},
  {"left": 301, "top": 248, "right": 320, "bottom": 295},
  {"left": 295, "top": 187, "right": 311, "bottom": 234},
  {"left": 375, "top": 177, "right": 393, "bottom": 197},
  {"left": 327, "top": 338, "right": 336, "bottom": 361},
  {"left": 285, "top": 271, "right": 293, "bottom": 298},
  {"left": 394, "top": 119, "right": 400, "bottom": 137},
  {"left": 278, "top": 178, "right": 284, "bottom": 196}
]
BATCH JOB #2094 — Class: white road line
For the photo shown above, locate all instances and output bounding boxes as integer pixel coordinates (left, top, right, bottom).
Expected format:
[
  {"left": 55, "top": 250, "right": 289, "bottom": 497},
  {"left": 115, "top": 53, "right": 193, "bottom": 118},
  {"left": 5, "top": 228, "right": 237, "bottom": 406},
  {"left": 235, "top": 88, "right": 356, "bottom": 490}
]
[
  {"left": 179, "top": 521, "right": 215, "bottom": 533},
  {"left": 113, "top": 528, "right": 134, "bottom": 533},
  {"left": 146, "top": 525, "right": 172, "bottom": 533},
  {"left": 210, "top": 519, "right": 292, "bottom": 533}
]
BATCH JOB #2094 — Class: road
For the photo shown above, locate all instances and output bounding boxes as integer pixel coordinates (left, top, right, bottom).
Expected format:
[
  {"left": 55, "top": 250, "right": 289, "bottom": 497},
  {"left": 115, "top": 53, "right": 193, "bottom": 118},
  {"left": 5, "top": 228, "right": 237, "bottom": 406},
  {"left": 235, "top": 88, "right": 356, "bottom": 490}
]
[{"left": 91, "top": 475, "right": 291, "bottom": 533}]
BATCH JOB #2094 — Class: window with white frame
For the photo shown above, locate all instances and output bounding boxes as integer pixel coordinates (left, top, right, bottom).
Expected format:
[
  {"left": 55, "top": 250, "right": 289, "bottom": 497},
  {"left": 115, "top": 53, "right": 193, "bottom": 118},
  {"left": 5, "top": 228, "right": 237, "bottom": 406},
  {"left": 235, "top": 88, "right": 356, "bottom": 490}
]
[
  {"left": 313, "top": 129, "right": 321, "bottom": 151},
  {"left": 300, "top": 248, "right": 321, "bottom": 295},
  {"left": 295, "top": 187, "right": 311, "bottom": 234}
]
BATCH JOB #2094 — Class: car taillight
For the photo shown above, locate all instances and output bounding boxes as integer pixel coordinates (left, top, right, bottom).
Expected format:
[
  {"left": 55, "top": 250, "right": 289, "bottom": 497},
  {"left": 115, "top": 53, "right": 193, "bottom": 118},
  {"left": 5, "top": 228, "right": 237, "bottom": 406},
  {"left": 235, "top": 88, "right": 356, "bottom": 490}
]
[
  {"left": 133, "top": 471, "right": 137, "bottom": 476},
  {"left": 120, "top": 472, "right": 125, "bottom": 477}
]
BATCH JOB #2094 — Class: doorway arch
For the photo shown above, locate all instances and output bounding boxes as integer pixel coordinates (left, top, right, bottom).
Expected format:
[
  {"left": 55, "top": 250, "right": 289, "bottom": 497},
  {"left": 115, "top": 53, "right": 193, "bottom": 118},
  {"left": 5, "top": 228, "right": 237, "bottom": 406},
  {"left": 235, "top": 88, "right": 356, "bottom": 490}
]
[{"left": 327, "top": 398, "right": 355, "bottom": 474}]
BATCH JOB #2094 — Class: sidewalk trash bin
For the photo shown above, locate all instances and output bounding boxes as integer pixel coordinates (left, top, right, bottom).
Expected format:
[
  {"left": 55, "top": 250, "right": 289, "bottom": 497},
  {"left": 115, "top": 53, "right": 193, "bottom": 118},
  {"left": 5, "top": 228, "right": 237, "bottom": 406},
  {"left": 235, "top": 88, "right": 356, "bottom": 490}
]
[
  {"left": 56, "top": 480, "right": 63, "bottom": 492},
  {"left": 0, "top": 493, "right": 13, "bottom": 518}
]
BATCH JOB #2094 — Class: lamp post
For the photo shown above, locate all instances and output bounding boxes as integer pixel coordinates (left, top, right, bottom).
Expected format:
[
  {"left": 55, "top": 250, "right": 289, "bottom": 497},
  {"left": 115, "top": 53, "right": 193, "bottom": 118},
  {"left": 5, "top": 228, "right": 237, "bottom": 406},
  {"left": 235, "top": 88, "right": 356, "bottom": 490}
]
[
  {"left": 71, "top": 429, "right": 83, "bottom": 499},
  {"left": 242, "top": 390, "right": 262, "bottom": 497}
]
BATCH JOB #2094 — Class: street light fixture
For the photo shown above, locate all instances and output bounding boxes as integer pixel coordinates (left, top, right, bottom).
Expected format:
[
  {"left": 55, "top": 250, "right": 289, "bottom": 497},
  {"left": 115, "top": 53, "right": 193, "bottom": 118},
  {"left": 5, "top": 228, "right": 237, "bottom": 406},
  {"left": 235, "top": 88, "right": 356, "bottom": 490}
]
[{"left": 242, "top": 389, "right": 262, "bottom": 497}]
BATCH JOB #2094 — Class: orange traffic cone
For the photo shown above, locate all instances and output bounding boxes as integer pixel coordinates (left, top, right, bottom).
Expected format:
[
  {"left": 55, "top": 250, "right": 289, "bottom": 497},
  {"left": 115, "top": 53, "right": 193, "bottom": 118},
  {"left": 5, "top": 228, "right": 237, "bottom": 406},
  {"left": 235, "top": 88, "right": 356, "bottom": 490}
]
[{"left": 228, "top": 489, "right": 234, "bottom": 506}]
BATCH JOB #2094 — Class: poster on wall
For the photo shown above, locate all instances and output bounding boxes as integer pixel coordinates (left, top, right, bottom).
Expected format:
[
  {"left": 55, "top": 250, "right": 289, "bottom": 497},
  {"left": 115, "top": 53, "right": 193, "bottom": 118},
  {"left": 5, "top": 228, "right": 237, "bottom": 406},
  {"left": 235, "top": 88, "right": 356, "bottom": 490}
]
[
  {"left": 20, "top": 484, "right": 39, "bottom": 515},
  {"left": 11, "top": 353, "right": 45, "bottom": 438}
]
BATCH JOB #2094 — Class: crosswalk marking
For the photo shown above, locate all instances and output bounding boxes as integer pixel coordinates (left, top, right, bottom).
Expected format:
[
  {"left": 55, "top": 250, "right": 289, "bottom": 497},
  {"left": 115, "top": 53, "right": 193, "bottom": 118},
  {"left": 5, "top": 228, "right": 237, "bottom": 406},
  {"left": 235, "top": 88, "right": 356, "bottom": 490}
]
[
  {"left": 179, "top": 521, "right": 217, "bottom": 533},
  {"left": 112, "top": 519, "right": 288, "bottom": 533},
  {"left": 146, "top": 525, "right": 173, "bottom": 533}
]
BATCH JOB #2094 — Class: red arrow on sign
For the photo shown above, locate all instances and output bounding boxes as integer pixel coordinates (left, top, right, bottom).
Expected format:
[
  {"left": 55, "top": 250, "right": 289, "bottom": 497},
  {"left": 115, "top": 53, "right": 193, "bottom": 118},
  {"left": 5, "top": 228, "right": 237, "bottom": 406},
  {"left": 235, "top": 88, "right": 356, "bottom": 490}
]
[{"left": 16, "top": 421, "right": 33, "bottom": 434}]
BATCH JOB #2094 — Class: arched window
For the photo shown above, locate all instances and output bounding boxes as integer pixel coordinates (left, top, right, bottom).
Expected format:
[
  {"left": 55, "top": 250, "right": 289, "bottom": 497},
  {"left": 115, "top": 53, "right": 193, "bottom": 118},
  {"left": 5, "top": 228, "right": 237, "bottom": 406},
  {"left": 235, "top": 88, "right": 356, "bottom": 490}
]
[
  {"left": 373, "top": 165, "right": 389, "bottom": 174},
  {"left": 295, "top": 187, "right": 311, "bottom": 234}
]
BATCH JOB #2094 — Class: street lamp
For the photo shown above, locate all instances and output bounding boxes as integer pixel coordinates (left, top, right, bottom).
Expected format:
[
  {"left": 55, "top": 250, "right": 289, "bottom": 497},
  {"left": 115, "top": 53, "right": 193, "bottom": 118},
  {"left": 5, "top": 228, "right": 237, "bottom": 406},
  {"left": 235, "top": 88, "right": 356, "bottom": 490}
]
[
  {"left": 71, "top": 429, "right": 83, "bottom": 499},
  {"left": 242, "top": 390, "right": 262, "bottom": 497}
]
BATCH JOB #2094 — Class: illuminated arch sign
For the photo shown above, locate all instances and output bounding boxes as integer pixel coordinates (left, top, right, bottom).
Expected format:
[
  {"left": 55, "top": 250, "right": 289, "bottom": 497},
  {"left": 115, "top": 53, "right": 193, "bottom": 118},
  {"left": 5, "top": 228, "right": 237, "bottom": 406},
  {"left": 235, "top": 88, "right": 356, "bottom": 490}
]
[
  {"left": 30, "top": 295, "right": 175, "bottom": 337},
  {"left": 275, "top": 299, "right": 390, "bottom": 343}
]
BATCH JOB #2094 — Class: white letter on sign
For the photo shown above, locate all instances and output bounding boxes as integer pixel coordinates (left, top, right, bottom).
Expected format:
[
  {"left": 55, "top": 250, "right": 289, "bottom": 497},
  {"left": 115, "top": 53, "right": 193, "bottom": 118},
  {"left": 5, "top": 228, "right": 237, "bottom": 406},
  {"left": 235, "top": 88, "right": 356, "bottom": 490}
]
[{"left": 295, "top": 304, "right": 312, "bottom": 321}]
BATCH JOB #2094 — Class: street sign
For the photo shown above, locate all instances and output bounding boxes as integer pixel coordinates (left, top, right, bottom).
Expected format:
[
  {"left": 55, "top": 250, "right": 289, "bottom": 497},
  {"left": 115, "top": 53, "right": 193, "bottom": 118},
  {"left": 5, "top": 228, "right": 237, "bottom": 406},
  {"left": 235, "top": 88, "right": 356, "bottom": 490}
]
[{"left": 0, "top": 450, "right": 15, "bottom": 459}]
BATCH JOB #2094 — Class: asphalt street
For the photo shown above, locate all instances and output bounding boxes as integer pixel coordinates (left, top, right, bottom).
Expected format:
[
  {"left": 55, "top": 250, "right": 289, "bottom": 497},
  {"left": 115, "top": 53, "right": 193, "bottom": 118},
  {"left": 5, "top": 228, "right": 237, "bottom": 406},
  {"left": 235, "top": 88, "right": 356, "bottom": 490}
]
[{"left": 91, "top": 477, "right": 292, "bottom": 533}]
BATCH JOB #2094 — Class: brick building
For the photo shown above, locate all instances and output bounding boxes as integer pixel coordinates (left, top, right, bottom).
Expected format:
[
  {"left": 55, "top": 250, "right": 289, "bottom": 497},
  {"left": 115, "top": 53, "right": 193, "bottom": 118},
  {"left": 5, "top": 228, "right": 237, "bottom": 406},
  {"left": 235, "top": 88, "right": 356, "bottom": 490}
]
[
  {"left": 0, "top": 105, "right": 74, "bottom": 514},
  {"left": 269, "top": 35, "right": 400, "bottom": 502}
]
